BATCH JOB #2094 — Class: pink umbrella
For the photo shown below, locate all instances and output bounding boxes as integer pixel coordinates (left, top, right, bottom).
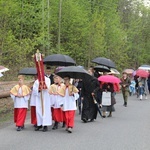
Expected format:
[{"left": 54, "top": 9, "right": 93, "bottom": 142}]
[
  {"left": 98, "top": 75, "right": 121, "bottom": 83},
  {"left": 0, "top": 66, "right": 9, "bottom": 73},
  {"left": 136, "top": 69, "right": 149, "bottom": 78}
]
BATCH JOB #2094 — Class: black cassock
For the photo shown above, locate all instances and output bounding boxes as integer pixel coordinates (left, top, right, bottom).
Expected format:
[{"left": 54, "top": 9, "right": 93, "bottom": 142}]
[{"left": 81, "top": 76, "right": 100, "bottom": 121}]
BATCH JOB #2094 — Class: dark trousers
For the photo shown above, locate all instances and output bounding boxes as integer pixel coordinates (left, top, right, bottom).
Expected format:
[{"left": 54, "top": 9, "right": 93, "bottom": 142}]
[{"left": 122, "top": 90, "right": 129, "bottom": 103}]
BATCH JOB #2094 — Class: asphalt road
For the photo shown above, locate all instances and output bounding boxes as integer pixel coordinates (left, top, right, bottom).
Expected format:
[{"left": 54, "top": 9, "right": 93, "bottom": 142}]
[{"left": 0, "top": 94, "right": 150, "bottom": 150}]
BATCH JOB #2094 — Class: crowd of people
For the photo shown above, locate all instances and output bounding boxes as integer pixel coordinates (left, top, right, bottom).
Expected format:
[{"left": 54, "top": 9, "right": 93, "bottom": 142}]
[
  {"left": 10, "top": 66, "right": 150, "bottom": 133},
  {"left": 129, "top": 75, "right": 150, "bottom": 100}
]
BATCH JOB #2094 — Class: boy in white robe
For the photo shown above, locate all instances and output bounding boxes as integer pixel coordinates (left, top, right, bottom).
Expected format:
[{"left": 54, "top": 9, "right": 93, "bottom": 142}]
[
  {"left": 29, "top": 75, "right": 37, "bottom": 127},
  {"left": 60, "top": 75, "right": 79, "bottom": 133},
  {"left": 49, "top": 75, "right": 65, "bottom": 129},
  {"left": 10, "top": 75, "right": 31, "bottom": 131}
]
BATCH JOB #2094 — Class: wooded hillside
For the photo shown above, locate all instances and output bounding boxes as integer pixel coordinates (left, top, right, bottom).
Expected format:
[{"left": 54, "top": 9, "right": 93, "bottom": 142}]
[{"left": 0, "top": 0, "right": 149, "bottom": 80}]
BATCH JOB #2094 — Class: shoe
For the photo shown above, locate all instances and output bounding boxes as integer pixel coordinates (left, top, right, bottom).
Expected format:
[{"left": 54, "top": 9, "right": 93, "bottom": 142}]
[
  {"left": 52, "top": 125, "right": 58, "bottom": 130},
  {"left": 107, "top": 114, "right": 112, "bottom": 117},
  {"left": 65, "top": 128, "right": 68, "bottom": 131},
  {"left": 102, "top": 116, "right": 106, "bottom": 118},
  {"left": 67, "top": 128, "right": 72, "bottom": 133},
  {"left": 17, "top": 126, "right": 22, "bottom": 131},
  {"left": 140, "top": 95, "right": 143, "bottom": 100},
  {"left": 52, "top": 122, "right": 58, "bottom": 130},
  {"left": 35, "top": 125, "right": 42, "bottom": 131},
  {"left": 82, "top": 118, "right": 87, "bottom": 123},
  {"left": 21, "top": 125, "right": 25, "bottom": 129},
  {"left": 89, "top": 119, "right": 94, "bottom": 122},
  {"left": 34, "top": 124, "right": 37, "bottom": 128},
  {"left": 62, "top": 122, "right": 65, "bottom": 128},
  {"left": 124, "top": 102, "right": 127, "bottom": 107},
  {"left": 43, "top": 126, "right": 48, "bottom": 132}
]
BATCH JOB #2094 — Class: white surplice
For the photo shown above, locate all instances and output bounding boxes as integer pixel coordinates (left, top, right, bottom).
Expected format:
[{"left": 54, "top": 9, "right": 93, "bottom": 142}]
[
  {"left": 50, "top": 86, "right": 64, "bottom": 109},
  {"left": 30, "top": 90, "right": 36, "bottom": 106},
  {"left": 10, "top": 87, "right": 30, "bottom": 108},
  {"left": 60, "top": 88, "right": 79, "bottom": 111},
  {"left": 33, "top": 76, "right": 52, "bottom": 126}
]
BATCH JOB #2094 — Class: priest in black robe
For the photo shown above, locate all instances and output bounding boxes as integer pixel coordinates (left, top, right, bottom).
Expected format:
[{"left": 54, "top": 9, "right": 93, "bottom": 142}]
[{"left": 81, "top": 70, "right": 100, "bottom": 122}]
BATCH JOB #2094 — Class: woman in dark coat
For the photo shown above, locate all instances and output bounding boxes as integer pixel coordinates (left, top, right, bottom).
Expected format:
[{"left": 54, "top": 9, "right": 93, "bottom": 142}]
[
  {"left": 81, "top": 75, "right": 100, "bottom": 122},
  {"left": 101, "top": 83, "right": 115, "bottom": 117},
  {"left": 147, "top": 74, "right": 150, "bottom": 94}
]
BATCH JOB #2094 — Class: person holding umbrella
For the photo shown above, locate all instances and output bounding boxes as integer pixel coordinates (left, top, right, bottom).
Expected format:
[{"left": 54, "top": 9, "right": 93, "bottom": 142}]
[
  {"left": 98, "top": 74, "right": 120, "bottom": 117},
  {"left": 81, "top": 69, "right": 100, "bottom": 122},
  {"left": 101, "top": 82, "right": 115, "bottom": 117},
  {"left": 120, "top": 72, "right": 131, "bottom": 107},
  {"left": 55, "top": 66, "right": 100, "bottom": 122}
]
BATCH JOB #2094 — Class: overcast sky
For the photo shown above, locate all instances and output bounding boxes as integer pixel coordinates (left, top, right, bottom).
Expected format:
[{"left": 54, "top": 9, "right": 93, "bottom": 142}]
[{"left": 143, "top": 0, "right": 150, "bottom": 6}]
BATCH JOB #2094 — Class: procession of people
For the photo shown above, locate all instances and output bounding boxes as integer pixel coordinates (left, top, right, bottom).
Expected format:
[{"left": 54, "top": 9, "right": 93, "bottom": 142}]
[{"left": 9, "top": 51, "right": 150, "bottom": 133}]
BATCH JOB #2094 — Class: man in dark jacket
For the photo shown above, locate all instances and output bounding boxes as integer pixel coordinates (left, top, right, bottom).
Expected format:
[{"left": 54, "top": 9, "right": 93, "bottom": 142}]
[{"left": 120, "top": 72, "right": 131, "bottom": 107}]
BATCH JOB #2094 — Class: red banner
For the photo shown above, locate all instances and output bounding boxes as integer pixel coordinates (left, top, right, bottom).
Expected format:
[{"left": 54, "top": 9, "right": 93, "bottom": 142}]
[{"left": 34, "top": 50, "right": 47, "bottom": 90}]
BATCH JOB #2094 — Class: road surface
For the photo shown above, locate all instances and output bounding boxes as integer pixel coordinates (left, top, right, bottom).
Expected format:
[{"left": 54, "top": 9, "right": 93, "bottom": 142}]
[{"left": 0, "top": 94, "right": 150, "bottom": 150}]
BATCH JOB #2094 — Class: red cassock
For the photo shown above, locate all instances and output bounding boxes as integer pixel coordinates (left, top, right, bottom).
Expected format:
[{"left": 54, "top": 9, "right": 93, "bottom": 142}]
[
  {"left": 53, "top": 108, "right": 64, "bottom": 122},
  {"left": 14, "top": 108, "right": 27, "bottom": 127},
  {"left": 64, "top": 110, "right": 75, "bottom": 128},
  {"left": 51, "top": 107, "right": 54, "bottom": 120},
  {"left": 31, "top": 106, "right": 37, "bottom": 125}
]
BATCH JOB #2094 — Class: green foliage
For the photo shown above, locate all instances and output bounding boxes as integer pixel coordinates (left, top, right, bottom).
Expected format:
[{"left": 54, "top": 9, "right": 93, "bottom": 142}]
[{"left": 0, "top": 0, "right": 149, "bottom": 80}]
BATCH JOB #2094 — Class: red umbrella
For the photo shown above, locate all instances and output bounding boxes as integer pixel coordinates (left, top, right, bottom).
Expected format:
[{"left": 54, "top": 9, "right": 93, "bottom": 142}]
[
  {"left": 136, "top": 69, "right": 149, "bottom": 78},
  {"left": 98, "top": 75, "right": 121, "bottom": 83}
]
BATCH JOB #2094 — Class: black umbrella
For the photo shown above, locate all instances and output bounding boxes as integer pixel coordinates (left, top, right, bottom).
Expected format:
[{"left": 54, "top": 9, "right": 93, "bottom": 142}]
[
  {"left": 43, "top": 54, "right": 76, "bottom": 66},
  {"left": 92, "top": 57, "right": 116, "bottom": 68},
  {"left": 92, "top": 96, "right": 103, "bottom": 118},
  {"left": 94, "top": 65, "right": 110, "bottom": 72},
  {"left": 18, "top": 67, "right": 37, "bottom": 75},
  {"left": 56, "top": 66, "right": 92, "bottom": 80}
]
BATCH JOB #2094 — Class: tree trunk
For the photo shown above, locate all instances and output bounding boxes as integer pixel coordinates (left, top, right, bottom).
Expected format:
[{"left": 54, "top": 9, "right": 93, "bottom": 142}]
[{"left": 0, "top": 91, "right": 10, "bottom": 98}]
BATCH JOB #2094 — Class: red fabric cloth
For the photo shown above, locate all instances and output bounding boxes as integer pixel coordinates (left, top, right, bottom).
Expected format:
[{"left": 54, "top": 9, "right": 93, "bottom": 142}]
[
  {"left": 14, "top": 108, "right": 18, "bottom": 123},
  {"left": 64, "top": 110, "right": 75, "bottom": 128},
  {"left": 14, "top": 108, "right": 27, "bottom": 127},
  {"left": 113, "top": 83, "right": 120, "bottom": 92},
  {"left": 31, "top": 106, "right": 37, "bottom": 125},
  {"left": 34, "top": 53, "right": 47, "bottom": 90},
  {"left": 53, "top": 108, "right": 64, "bottom": 122}
]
